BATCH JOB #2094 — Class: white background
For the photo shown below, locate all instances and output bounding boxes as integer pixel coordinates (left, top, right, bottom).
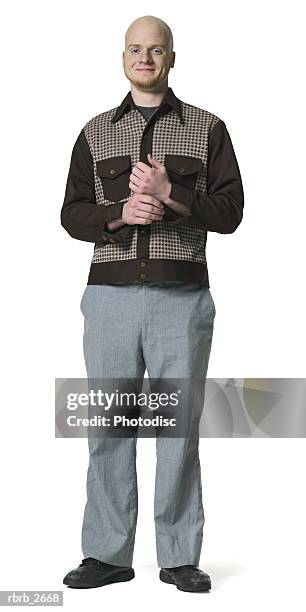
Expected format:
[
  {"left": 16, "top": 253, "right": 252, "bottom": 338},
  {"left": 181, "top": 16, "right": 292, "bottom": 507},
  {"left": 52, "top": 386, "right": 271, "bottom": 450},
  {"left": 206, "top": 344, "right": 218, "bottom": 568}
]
[{"left": 1, "top": 0, "right": 305, "bottom": 609}]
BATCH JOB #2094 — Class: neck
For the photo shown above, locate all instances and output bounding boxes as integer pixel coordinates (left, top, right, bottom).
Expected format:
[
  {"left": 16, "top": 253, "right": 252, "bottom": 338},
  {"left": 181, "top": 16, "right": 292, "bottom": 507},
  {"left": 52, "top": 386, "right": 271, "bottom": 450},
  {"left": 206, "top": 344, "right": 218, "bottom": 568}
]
[{"left": 130, "top": 82, "right": 169, "bottom": 107}]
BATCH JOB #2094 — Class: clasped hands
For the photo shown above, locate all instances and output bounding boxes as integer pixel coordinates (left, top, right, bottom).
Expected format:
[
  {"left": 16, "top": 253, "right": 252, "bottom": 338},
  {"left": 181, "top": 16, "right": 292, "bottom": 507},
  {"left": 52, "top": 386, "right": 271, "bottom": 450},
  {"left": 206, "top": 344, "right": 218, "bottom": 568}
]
[{"left": 122, "top": 153, "right": 172, "bottom": 226}]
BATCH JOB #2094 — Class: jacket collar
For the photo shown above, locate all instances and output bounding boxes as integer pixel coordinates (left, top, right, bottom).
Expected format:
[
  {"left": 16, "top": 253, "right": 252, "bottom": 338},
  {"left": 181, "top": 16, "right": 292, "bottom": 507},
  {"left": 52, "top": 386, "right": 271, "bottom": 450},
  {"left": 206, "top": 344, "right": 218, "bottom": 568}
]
[{"left": 111, "top": 86, "right": 183, "bottom": 125}]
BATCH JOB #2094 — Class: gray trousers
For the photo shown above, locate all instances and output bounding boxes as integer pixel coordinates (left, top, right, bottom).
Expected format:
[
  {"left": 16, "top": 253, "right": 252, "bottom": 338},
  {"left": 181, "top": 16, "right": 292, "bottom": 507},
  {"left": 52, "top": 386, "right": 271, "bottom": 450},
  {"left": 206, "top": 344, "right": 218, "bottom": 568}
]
[{"left": 80, "top": 281, "right": 216, "bottom": 568}]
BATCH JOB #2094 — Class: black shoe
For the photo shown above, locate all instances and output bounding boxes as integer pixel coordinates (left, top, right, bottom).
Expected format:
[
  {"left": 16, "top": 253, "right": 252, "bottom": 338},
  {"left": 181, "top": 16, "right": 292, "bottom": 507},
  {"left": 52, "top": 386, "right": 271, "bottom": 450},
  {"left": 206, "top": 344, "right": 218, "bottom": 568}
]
[
  {"left": 159, "top": 564, "right": 211, "bottom": 592},
  {"left": 63, "top": 557, "right": 135, "bottom": 589}
]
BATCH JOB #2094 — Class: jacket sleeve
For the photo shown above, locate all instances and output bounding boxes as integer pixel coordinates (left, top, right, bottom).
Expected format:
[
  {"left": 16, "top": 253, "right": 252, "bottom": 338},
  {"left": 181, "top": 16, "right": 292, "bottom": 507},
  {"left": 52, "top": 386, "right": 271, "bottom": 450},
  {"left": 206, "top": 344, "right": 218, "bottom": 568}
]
[
  {"left": 165, "top": 119, "right": 244, "bottom": 233},
  {"left": 61, "top": 129, "right": 133, "bottom": 243}
]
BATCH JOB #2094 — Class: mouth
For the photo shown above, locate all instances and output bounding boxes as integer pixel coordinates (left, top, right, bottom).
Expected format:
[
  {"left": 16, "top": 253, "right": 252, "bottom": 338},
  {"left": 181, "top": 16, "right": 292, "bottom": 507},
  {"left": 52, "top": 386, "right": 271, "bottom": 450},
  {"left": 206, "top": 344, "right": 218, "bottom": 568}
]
[{"left": 135, "top": 68, "right": 155, "bottom": 72}]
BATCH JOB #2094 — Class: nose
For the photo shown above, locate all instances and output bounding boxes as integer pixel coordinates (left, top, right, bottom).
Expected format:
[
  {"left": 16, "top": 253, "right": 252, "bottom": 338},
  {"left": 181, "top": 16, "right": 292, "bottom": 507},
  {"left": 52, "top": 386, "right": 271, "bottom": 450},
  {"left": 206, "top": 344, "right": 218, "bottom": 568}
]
[{"left": 139, "top": 49, "right": 153, "bottom": 63}]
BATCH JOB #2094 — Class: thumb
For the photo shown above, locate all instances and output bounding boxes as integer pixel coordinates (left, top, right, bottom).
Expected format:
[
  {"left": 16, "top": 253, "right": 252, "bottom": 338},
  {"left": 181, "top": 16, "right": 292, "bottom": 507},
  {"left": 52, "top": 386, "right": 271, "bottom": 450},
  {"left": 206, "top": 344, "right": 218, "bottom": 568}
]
[{"left": 147, "top": 153, "right": 163, "bottom": 169}]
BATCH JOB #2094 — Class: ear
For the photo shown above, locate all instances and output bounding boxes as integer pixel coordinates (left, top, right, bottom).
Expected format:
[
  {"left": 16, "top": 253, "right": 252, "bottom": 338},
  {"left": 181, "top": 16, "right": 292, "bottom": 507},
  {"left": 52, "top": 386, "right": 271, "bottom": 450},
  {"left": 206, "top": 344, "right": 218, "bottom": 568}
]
[{"left": 171, "top": 51, "right": 175, "bottom": 68}]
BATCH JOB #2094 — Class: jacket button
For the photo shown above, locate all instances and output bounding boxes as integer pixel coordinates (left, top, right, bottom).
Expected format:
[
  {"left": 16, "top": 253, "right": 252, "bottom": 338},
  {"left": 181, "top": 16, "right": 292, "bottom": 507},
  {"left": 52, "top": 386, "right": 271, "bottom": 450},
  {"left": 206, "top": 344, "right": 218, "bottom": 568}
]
[
  {"left": 140, "top": 261, "right": 146, "bottom": 267},
  {"left": 140, "top": 273, "right": 146, "bottom": 280},
  {"left": 109, "top": 169, "right": 116, "bottom": 175},
  {"left": 179, "top": 167, "right": 185, "bottom": 174}
]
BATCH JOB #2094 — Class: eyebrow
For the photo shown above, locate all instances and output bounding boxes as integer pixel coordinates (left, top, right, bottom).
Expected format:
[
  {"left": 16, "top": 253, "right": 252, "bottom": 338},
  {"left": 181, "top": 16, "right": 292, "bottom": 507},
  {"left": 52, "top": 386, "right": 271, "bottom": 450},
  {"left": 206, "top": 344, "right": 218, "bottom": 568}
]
[{"left": 127, "top": 44, "right": 166, "bottom": 49}]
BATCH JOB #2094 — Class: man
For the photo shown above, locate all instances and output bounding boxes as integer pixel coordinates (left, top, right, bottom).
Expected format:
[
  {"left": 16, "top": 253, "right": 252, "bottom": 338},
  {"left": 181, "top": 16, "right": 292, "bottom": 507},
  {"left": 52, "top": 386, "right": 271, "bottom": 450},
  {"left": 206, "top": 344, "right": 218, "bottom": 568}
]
[{"left": 61, "top": 15, "right": 244, "bottom": 593}]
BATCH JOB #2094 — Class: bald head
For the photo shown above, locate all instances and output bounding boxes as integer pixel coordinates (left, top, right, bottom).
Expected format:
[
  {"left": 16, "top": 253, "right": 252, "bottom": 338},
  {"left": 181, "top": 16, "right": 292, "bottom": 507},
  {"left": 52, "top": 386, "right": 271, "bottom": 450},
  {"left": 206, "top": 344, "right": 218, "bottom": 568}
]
[
  {"left": 125, "top": 15, "right": 173, "bottom": 54},
  {"left": 123, "top": 16, "right": 175, "bottom": 93}
]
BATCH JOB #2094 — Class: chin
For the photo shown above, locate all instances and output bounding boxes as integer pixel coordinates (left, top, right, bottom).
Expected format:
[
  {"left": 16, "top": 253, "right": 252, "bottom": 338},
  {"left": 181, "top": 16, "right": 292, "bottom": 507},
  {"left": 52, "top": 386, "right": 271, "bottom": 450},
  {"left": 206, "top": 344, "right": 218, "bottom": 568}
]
[
  {"left": 134, "top": 80, "right": 156, "bottom": 89},
  {"left": 131, "top": 74, "right": 162, "bottom": 89}
]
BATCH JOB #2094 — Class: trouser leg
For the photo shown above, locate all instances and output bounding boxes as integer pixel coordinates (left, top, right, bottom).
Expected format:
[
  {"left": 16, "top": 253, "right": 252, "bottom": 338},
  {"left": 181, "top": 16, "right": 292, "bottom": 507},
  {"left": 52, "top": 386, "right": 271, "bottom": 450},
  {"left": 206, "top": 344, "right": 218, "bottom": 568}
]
[
  {"left": 141, "top": 282, "right": 216, "bottom": 567},
  {"left": 80, "top": 285, "right": 145, "bottom": 566}
]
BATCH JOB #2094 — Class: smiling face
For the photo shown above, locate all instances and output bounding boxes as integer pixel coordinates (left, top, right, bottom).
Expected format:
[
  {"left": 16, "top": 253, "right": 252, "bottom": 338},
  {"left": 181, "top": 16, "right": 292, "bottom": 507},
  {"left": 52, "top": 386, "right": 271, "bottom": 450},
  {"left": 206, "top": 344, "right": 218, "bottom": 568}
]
[{"left": 123, "top": 18, "right": 175, "bottom": 91}]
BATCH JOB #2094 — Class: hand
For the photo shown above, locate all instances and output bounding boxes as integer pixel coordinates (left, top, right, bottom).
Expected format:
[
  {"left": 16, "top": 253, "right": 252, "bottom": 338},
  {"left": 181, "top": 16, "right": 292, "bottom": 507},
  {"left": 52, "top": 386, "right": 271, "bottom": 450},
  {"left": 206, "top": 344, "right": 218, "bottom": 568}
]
[
  {"left": 129, "top": 153, "right": 172, "bottom": 202},
  {"left": 122, "top": 193, "right": 165, "bottom": 225}
]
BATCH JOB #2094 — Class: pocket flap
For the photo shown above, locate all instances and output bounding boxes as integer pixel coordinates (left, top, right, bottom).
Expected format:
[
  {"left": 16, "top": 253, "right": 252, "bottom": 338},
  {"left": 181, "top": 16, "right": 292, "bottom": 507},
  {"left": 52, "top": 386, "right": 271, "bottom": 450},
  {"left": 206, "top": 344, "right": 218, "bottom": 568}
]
[
  {"left": 164, "top": 154, "right": 203, "bottom": 176},
  {"left": 96, "top": 155, "right": 131, "bottom": 179}
]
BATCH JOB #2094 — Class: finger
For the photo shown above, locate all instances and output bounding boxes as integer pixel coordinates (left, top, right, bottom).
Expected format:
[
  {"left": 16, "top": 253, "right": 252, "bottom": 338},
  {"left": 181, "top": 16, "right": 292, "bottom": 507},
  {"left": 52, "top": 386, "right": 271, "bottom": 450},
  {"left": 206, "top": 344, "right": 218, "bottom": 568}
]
[
  {"left": 135, "top": 207, "right": 164, "bottom": 217},
  {"left": 129, "top": 181, "right": 141, "bottom": 192},
  {"left": 130, "top": 168, "right": 143, "bottom": 180},
  {"left": 139, "top": 194, "right": 162, "bottom": 206},
  {"left": 129, "top": 179, "right": 141, "bottom": 191},
  {"left": 136, "top": 199, "right": 164, "bottom": 212},
  {"left": 134, "top": 211, "right": 164, "bottom": 222},
  {"left": 135, "top": 161, "right": 151, "bottom": 174},
  {"left": 129, "top": 175, "right": 141, "bottom": 187},
  {"left": 147, "top": 153, "right": 163, "bottom": 169}
]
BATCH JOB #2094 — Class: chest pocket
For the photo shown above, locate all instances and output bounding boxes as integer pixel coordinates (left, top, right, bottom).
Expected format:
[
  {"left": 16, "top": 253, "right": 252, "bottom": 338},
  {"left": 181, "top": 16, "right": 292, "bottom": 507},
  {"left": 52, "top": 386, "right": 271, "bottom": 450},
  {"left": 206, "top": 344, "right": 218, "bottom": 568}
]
[
  {"left": 96, "top": 155, "right": 132, "bottom": 201},
  {"left": 164, "top": 154, "right": 203, "bottom": 191}
]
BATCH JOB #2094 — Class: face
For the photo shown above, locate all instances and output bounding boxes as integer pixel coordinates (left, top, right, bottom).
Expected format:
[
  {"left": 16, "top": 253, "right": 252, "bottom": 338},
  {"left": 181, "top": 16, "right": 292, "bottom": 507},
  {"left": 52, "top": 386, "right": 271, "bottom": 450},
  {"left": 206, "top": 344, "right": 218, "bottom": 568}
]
[{"left": 123, "top": 21, "right": 175, "bottom": 90}]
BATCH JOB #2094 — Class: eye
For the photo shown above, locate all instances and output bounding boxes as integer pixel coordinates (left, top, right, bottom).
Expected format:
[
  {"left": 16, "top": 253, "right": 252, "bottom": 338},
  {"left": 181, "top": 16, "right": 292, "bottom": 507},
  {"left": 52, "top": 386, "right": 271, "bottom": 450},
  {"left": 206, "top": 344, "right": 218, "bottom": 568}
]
[{"left": 130, "top": 48, "right": 141, "bottom": 54}]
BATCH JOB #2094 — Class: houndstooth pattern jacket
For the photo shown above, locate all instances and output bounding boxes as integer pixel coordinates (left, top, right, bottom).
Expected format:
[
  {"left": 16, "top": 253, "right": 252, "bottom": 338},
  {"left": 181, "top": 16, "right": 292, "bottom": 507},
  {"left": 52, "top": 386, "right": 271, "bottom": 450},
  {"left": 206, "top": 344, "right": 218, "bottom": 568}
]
[{"left": 61, "top": 87, "right": 244, "bottom": 286}]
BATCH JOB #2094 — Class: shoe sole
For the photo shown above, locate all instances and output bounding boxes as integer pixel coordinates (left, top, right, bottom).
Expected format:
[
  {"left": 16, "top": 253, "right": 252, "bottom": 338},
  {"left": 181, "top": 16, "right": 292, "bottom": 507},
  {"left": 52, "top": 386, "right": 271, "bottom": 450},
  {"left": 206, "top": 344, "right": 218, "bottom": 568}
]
[
  {"left": 159, "top": 570, "right": 211, "bottom": 593},
  {"left": 63, "top": 569, "right": 135, "bottom": 589}
]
